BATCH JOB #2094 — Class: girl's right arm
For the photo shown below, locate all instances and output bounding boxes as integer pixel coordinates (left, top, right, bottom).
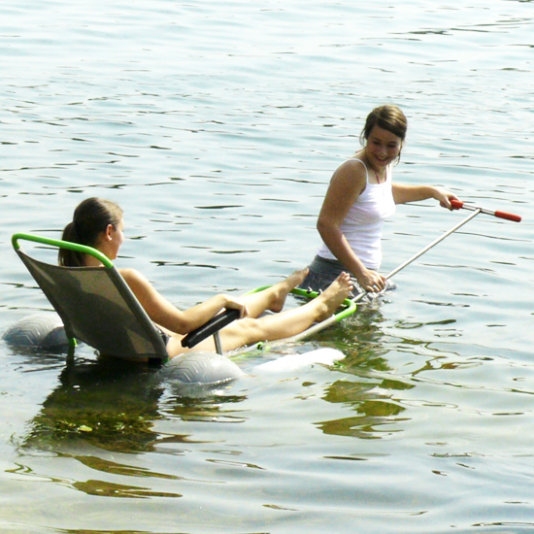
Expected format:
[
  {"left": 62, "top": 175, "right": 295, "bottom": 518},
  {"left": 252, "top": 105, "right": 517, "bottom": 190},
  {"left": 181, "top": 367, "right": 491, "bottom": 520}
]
[
  {"left": 120, "top": 268, "right": 246, "bottom": 334},
  {"left": 317, "top": 160, "right": 387, "bottom": 292}
]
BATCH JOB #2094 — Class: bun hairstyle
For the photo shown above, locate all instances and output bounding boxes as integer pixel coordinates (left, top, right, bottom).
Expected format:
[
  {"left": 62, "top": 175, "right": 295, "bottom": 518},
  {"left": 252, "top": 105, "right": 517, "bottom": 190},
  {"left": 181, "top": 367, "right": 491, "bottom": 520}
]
[
  {"left": 59, "top": 198, "right": 123, "bottom": 267},
  {"left": 360, "top": 104, "right": 408, "bottom": 163}
]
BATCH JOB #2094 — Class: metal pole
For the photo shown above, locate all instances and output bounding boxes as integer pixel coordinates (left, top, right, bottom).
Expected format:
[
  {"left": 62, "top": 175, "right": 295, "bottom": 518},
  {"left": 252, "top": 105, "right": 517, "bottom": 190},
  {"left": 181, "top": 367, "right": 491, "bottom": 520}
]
[
  {"left": 265, "top": 209, "right": 482, "bottom": 347},
  {"left": 382, "top": 209, "right": 481, "bottom": 282}
]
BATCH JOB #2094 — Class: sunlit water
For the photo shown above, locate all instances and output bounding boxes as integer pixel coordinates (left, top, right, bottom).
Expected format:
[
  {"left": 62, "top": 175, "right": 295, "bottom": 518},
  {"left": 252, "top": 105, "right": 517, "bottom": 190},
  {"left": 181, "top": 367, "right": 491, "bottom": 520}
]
[{"left": 1, "top": 0, "right": 533, "bottom": 532}]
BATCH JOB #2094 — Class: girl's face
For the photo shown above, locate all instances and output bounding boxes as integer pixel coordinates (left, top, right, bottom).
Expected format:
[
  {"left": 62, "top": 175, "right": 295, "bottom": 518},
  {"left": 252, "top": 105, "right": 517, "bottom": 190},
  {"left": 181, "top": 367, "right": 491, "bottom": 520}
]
[
  {"left": 98, "top": 218, "right": 125, "bottom": 260},
  {"left": 365, "top": 125, "right": 403, "bottom": 169},
  {"left": 108, "top": 219, "right": 125, "bottom": 260}
]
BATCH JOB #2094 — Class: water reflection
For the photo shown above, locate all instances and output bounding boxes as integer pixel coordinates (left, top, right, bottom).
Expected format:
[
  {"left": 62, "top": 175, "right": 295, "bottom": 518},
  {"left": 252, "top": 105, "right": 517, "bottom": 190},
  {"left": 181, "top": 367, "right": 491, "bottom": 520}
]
[
  {"left": 319, "top": 380, "right": 410, "bottom": 440},
  {"left": 16, "top": 304, "right": 392, "bottom": 453},
  {"left": 308, "top": 304, "right": 412, "bottom": 440},
  {"left": 309, "top": 301, "right": 507, "bottom": 443},
  {"left": 22, "top": 356, "right": 163, "bottom": 453},
  {"left": 71, "top": 479, "right": 182, "bottom": 499},
  {"left": 19, "top": 349, "right": 250, "bottom": 456},
  {"left": 319, "top": 301, "right": 393, "bottom": 371},
  {"left": 15, "top": 294, "right": 511, "bottom": 459}
]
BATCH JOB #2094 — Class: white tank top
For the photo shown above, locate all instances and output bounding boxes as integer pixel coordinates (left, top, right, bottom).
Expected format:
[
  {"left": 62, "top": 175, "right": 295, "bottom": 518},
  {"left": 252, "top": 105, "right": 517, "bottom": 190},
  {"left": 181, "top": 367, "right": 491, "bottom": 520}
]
[{"left": 317, "top": 158, "right": 396, "bottom": 270}]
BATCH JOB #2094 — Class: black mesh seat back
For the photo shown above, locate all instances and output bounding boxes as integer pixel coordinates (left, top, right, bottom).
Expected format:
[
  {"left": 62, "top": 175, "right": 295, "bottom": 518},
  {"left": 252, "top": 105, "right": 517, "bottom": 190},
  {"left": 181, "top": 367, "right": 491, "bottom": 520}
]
[{"left": 17, "top": 250, "right": 168, "bottom": 362}]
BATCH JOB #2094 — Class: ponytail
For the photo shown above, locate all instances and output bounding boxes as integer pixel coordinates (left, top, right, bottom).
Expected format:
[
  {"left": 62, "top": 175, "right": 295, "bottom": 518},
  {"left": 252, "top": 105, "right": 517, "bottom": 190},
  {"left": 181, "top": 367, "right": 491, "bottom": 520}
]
[
  {"left": 58, "top": 221, "right": 84, "bottom": 266},
  {"left": 59, "top": 198, "right": 123, "bottom": 267}
]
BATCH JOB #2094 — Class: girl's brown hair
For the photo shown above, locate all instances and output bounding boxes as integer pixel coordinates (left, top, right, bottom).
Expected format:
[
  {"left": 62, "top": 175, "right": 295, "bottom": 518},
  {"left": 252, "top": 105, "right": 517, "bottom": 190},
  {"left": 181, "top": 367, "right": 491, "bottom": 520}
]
[
  {"left": 59, "top": 198, "right": 123, "bottom": 267},
  {"left": 360, "top": 104, "right": 408, "bottom": 147}
]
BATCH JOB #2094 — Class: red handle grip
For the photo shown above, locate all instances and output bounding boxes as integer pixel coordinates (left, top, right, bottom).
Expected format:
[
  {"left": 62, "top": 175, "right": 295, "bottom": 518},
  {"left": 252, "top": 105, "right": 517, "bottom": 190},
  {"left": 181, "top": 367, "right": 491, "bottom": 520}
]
[
  {"left": 450, "top": 199, "right": 521, "bottom": 222},
  {"left": 494, "top": 210, "right": 522, "bottom": 223}
]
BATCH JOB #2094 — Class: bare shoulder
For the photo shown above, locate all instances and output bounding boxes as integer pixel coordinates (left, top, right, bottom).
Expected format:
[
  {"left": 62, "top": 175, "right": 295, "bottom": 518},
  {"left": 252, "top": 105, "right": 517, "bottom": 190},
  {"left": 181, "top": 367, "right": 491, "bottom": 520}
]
[
  {"left": 329, "top": 159, "right": 367, "bottom": 194},
  {"left": 118, "top": 268, "right": 149, "bottom": 286},
  {"left": 336, "top": 157, "right": 366, "bottom": 173}
]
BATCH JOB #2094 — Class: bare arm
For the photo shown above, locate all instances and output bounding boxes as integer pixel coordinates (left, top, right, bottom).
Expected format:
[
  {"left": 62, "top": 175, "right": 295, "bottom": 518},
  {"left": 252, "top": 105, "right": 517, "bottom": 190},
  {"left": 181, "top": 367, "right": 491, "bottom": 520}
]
[
  {"left": 317, "top": 160, "right": 387, "bottom": 292},
  {"left": 120, "top": 268, "right": 246, "bottom": 334},
  {"left": 392, "top": 183, "right": 458, "bottom": 208}
]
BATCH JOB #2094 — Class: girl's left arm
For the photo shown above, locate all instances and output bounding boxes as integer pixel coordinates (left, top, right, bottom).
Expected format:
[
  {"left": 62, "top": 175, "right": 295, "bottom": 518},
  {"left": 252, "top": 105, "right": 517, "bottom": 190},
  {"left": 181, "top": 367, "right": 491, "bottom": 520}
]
[
  {"left": 120, "top": 268, "right": 245, "bottom": 334},
  {"left": 392, "top": 183, "right": 458, "bottom": 208}
]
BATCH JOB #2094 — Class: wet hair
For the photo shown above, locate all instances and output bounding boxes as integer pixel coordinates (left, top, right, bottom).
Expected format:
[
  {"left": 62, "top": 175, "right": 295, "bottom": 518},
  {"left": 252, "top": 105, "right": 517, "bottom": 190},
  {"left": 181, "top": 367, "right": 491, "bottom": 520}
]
[
  {"left": 59, "top": 198, "right": 123, "bottom": 267},
  {"left": 360, "top": 104, "right": 408, "bottom": 147}
]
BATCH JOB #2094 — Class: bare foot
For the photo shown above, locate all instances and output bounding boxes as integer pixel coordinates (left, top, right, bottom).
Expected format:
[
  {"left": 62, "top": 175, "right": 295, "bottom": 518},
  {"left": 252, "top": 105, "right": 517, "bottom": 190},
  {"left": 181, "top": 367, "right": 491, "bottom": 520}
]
[
  {"left": 315, "top": 272, "right": 353, "bottom": 321},
  {"left": 269, "top": 267, "right": 309, "bottom": 313}
]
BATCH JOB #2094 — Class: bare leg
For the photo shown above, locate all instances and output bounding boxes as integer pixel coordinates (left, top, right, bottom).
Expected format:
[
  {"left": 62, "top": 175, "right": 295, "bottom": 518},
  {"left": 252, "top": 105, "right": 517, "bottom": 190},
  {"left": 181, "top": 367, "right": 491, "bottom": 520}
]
[
  {"left": 181, "top": 272, "right": 352, "bottom": 356},
  {"left": 165, "top": 268, "right": 308, "bottom": 358},
  {"left": 241, "top": 268, "right": 309, "bottom": 318}
]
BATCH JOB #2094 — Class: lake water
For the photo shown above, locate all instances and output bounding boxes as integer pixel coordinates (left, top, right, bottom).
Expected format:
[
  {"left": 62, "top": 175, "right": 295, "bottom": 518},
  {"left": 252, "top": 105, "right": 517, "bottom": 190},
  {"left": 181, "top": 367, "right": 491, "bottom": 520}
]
[{"left": 1, "top": 0, "right": 533, "bottom": 532}]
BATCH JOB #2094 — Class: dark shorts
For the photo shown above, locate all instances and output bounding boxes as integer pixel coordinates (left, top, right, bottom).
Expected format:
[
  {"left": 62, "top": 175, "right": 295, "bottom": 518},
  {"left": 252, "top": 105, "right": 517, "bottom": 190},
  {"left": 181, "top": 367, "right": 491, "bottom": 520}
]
[{"left": 299, "top": 255, "right": 396, "bottom": 300}]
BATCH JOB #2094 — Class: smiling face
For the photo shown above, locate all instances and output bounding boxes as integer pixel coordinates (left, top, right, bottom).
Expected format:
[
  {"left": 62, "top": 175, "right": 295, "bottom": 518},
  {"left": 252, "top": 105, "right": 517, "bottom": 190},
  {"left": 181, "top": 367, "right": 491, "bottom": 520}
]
[
  {"left": 359, "top": 105, "right": 407, "bottom": 171},
  {"left": 364, "top": 125, "right": 403, "bottom": 170}
]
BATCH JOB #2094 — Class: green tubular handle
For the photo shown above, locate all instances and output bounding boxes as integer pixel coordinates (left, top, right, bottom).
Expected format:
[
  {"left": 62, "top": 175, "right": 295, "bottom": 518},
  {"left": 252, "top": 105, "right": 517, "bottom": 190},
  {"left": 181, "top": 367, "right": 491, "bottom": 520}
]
[{"left": 12, "top": 233, "right": 114, "bottom": 268}]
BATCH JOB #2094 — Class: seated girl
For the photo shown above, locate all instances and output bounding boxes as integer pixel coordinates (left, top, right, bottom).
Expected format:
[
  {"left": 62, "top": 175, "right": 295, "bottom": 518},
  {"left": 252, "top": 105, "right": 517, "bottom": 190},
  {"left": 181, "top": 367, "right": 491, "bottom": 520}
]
[{"left": 59, "top": 198, "right": 352, "bottom": 359}]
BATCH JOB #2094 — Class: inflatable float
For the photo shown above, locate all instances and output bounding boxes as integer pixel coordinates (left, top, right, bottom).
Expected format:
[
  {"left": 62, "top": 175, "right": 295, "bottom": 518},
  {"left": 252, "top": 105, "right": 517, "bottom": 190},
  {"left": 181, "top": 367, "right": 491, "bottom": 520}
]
[
  {"left": 2, "top": 312, "right": 69, "bottom": 349},
  {"left": 3, "top": 312, "right": 345, "bottom": 387}
]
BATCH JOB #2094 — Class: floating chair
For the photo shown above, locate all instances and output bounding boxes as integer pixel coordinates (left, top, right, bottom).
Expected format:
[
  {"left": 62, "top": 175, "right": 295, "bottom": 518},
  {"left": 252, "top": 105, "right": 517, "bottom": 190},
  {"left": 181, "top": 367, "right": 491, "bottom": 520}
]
[
  {"left": 10, "top": 233, "right": 173, "bottom": 364},
  {"left": 7, "top": 234, "right": 355, "bottom": 384},
  {"left": 10, "top": 234, "right": 244, "bottom": 363}
]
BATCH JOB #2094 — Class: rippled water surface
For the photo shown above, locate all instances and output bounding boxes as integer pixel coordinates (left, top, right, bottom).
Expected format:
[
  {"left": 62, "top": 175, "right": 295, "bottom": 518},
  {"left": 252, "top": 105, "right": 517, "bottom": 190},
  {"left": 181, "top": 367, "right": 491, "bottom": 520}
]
[{"left": 1, "top": 1, "right": 533, "bottom": 533}]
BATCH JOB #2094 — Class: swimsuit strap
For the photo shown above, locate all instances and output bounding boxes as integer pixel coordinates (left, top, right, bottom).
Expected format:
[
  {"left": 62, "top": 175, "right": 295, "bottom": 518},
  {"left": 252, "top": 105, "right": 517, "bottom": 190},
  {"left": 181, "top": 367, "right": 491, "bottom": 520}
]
[{"left": 348, "top": 158, "right": 369, "bottom": 183}]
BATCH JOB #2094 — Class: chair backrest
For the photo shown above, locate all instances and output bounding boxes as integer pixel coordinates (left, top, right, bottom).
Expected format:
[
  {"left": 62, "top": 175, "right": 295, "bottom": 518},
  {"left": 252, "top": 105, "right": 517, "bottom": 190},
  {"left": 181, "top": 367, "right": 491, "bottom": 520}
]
[{"left": 13, "top": 234, "right": 168, "bottom": 363}]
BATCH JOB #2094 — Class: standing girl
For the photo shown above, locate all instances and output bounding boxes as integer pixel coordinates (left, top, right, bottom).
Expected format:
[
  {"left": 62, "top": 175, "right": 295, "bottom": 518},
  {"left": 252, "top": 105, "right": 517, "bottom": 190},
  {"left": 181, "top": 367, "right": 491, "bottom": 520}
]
[{"left": 302, "top": 104, "right": 458, "bottom": 295}]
